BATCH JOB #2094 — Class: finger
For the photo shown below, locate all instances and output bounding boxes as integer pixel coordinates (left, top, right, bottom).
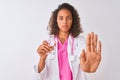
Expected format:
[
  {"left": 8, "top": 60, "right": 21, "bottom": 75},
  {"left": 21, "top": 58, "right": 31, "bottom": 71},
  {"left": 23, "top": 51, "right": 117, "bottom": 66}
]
[
  {"left": 49, "top": 46, "right": 54, "bottom": 51},
  {"left": 38, "top": 49, "right": 48, "bottom": 57},
  {"left": 86, "top": 33, "right": 91, "bottom": 52},
  {"left": 80, "top": 49, "right": 86, "bottom": 63},
  {"left": 42, "top": 41, "right": 49, "bottom": 45},
  {"left": 41, "top": 45, "right": 51, "bottom": 53},
  {"left": 38, "top": 44, "right": 50, "bottom": 53},
  {"left": 38, "top": 41, "right": 50, "bottom": 51},
  {"left": 37, "top": 49, "right": 46, "bottom": 55},
  {"left": 94, "top": 34, "right": 98, "bottom": 51},
  {"left": 42, "top": 41, "right": 54, "bottom": 51},
  {"left": 91, "top": 32, "right": 94, "bottom": 51},
  {"left": 97, "top": 41, "right": 102, "bottom": 55},
  {"left": 37, "top": 49, "right": 42, "bottom": 53}
]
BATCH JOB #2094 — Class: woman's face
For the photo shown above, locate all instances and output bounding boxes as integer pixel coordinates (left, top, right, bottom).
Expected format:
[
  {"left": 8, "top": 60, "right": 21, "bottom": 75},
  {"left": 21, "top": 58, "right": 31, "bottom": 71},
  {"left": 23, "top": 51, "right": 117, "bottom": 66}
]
[{"left": 57, "top": 9, "right": 73, "bottom": 33}]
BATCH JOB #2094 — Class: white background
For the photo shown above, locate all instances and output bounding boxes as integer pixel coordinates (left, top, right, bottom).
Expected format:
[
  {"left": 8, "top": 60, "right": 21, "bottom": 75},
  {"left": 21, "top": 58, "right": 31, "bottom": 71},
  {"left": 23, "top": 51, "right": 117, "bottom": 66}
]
[{"left": 0, "top": 0, "right": 120, "bottom": 80}]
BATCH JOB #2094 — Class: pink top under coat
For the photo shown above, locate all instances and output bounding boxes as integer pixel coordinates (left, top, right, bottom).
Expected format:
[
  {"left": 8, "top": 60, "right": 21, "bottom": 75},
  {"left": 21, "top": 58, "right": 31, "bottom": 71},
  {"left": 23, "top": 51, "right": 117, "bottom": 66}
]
[{"left": 57, "top": 37, "right": 73, "bottom": 80}]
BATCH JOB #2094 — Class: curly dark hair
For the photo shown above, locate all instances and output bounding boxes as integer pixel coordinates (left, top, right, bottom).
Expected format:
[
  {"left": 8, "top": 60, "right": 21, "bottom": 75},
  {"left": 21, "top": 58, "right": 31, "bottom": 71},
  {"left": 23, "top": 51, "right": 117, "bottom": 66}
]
[{"left": 47, "top": 3, "right": 83, "bottom": 38}]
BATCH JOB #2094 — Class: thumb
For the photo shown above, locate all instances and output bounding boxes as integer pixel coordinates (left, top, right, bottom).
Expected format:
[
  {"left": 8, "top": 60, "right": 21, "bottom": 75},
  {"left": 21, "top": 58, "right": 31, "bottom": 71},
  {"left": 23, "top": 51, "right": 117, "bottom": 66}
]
[{"left": 80, "top": 49, "right": 86, "bottom": 63}]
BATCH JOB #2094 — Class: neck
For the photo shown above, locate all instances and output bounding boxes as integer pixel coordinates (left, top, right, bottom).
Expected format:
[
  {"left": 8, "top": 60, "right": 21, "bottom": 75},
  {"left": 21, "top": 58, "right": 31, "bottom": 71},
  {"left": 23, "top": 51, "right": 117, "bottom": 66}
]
[{"left": 58, "top": 31, "right": 69, "bottom": 44}]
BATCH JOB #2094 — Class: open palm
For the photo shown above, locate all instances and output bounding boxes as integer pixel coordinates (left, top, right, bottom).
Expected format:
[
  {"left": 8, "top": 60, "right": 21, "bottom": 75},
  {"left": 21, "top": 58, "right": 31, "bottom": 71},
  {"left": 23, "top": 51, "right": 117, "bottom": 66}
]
[{"left": 80, "top": 32, "right": 102, "bottom": 73}]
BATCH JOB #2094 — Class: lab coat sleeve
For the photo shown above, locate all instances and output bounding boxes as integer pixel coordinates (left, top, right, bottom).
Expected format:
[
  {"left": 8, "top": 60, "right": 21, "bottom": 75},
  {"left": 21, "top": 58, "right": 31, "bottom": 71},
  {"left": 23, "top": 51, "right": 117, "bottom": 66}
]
[{"left": 34, "top": 63, "right": 47, "bottom": 80}]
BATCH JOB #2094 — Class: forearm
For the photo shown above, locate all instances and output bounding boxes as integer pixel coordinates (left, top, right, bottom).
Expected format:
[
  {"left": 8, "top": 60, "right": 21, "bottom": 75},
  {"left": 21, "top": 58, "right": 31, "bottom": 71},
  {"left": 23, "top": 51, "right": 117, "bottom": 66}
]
[{"left": 38, "top": 58, "right": 46, "bottom": 73}]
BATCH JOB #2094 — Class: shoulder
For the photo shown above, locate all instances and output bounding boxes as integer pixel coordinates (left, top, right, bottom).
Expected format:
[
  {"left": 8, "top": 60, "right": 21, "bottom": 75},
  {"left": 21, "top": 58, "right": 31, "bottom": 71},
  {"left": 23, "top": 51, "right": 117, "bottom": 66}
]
[{"left": 48, "top": 34, "right": 55, "bottom": 40}]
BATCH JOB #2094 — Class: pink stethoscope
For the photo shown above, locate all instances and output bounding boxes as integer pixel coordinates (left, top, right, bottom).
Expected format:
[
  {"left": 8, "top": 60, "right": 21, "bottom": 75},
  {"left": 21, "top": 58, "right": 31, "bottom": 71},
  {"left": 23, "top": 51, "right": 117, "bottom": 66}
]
[{"left": 69, "top": 36, "right": 75, "bottom": 61}]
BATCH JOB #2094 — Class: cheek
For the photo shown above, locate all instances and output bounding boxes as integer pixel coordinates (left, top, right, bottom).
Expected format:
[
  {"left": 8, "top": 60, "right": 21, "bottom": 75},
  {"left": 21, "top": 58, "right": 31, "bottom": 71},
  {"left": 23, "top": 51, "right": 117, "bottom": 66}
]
[
  {"left": 68, "top": 22, "right": 73, "bottom": 29},
  {"left": 69, "top": 21, "right": 73, "bottom": 26},
  {"left": 57, "top": 20, "right": 61, "bottom": 27}
]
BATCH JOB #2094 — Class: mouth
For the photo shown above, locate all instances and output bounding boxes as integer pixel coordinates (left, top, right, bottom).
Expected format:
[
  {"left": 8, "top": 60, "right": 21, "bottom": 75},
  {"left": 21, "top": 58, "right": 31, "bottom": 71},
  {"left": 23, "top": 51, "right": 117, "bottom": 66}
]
[{"left": 61, "top": 25, "right": 68, "bottom": 29}]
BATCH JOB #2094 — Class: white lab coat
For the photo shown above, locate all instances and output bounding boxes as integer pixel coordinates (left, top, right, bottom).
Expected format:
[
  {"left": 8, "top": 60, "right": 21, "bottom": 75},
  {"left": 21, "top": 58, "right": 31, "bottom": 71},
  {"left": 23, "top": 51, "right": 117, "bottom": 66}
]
[{"left": 34, "top": 35, "right": 89, "bottom": 80}]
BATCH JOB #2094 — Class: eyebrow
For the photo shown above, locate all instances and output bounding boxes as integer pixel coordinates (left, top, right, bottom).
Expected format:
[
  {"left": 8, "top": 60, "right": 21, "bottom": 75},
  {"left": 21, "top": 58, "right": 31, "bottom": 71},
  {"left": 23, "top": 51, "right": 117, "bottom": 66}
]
[{"left": 58, "top": 15, "right": 72, "bottom": 17}]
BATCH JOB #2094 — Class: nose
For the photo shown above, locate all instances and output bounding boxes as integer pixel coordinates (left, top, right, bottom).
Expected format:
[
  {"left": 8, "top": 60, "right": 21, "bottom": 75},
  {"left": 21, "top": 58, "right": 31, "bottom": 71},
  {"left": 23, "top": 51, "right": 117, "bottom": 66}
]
[{"left": 63, "top": 18, "right": 67, "bottom": 24}]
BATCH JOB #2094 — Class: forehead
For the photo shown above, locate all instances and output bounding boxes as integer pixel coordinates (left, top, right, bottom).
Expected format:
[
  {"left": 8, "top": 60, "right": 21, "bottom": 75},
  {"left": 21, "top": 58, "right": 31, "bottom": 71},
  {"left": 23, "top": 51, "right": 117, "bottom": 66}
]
[{"left": 57, "top": 9, "right": 72, "bottom": 16}]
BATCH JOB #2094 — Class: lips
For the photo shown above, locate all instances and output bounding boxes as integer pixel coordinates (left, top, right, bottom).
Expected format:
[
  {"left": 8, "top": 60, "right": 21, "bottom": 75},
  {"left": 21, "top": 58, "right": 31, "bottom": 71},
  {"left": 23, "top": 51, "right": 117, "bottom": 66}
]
[{"left": 61, "top": 25, "right": 68, "bottom": 29}]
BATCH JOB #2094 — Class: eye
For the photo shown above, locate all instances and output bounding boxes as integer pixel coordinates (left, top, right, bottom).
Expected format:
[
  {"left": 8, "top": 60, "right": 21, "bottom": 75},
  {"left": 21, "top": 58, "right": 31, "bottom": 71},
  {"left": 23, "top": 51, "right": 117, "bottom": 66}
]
[
  {"left": 67, "top": 16, "right": 72, "bottom": 20},
  {"left": 58, "top": 17, "right": 63, "bottom": 20}
]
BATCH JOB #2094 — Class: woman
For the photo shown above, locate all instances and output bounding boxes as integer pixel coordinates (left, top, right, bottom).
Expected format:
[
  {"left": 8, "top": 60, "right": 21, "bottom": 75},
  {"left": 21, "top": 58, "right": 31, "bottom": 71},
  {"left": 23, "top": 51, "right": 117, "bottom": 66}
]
[{"left": 35, "top": 3, "right": 102, "bottom": 80}]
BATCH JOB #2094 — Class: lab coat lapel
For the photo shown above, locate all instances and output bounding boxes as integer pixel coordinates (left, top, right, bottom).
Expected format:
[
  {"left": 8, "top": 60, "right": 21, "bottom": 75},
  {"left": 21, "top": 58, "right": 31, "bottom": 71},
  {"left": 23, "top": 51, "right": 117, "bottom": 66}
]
[{"left": 67, "top": 35, "right": 80, "bottom": 80}]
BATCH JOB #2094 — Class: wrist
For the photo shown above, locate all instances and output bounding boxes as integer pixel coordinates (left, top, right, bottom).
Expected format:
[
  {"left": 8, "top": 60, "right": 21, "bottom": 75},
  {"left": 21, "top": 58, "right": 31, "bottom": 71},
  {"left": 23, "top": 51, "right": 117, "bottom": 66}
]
[{"left": 40, "top": 56, "right": 46, "bottom": 61}]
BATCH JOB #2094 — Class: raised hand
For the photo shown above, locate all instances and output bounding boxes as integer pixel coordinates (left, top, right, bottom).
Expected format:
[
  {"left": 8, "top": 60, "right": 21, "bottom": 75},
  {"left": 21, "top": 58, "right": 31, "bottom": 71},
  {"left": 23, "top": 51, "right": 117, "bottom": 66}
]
[{"left": 80, "top": 32, "right": 102, "bottom": 73}]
